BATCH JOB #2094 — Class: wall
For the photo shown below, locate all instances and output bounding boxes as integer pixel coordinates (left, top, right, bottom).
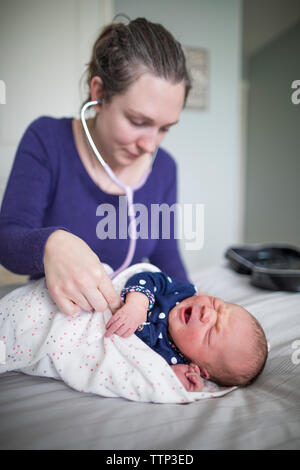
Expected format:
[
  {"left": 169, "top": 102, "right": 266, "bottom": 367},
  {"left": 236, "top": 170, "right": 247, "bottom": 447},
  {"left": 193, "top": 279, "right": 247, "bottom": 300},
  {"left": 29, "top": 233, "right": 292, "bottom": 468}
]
[
  {"left": 245, "top": 21, "right": 300, "bottom": 245},
  {"left": 0, "top": 0, "right": 113, "bottom": 284},
  {"left": 0, "top": 0, "right": 243, "bottom": 280},
  {"left": 115, "top": 0, "right": 243, "bottom": 272},
  {"left": 0, "top": 0, "right": 112, "bottom": 194}
]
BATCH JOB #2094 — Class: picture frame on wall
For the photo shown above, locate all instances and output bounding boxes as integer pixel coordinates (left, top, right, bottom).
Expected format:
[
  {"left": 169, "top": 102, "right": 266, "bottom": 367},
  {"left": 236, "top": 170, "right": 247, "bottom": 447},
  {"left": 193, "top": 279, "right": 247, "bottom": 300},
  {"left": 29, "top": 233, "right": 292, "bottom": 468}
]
[{"left": 183, "top": 46, "right": 209, "bottom": 110}]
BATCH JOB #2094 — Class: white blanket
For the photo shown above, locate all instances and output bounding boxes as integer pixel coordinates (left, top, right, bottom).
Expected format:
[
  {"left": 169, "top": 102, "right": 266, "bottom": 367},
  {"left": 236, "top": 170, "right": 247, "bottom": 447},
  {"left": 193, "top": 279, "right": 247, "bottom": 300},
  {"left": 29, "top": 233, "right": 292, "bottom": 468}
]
[{"left": 0, "top": 263, "right": 236, "bottom": 403}]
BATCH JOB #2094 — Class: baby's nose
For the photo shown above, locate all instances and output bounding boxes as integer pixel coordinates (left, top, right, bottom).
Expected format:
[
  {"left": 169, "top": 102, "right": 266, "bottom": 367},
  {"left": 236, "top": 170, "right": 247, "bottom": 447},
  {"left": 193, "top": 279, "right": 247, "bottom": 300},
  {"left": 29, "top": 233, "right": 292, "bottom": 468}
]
[{"left": 200, "top": 305, "right": 217, "bottom": 325}]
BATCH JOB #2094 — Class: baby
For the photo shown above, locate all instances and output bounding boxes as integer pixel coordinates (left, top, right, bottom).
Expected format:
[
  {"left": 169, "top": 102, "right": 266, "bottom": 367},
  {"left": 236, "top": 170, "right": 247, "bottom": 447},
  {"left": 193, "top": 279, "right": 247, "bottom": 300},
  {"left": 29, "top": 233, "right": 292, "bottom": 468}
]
[{"left": 105, "top": 271, "right": 268, "bottom": 391}]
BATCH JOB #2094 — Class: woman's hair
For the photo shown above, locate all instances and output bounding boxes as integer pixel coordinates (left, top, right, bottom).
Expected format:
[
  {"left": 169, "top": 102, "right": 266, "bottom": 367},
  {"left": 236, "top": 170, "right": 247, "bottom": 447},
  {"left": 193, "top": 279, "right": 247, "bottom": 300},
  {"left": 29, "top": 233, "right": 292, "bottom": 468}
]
[{"left": 81, "top": 16, "right": 191, "bottom": 108}]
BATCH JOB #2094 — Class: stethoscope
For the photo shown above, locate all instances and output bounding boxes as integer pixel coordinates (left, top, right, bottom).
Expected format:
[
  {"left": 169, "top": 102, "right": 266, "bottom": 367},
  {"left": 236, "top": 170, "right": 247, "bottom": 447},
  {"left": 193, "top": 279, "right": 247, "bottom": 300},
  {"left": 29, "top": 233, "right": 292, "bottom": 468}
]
[{"left": 81, "top": 100, "right": 158, "bottom": 279}]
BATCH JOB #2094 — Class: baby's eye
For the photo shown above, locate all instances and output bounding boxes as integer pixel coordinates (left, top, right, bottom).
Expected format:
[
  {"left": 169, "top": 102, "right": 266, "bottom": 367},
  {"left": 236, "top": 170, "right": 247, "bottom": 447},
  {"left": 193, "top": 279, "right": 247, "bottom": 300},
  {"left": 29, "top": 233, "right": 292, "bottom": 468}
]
[{"left": 207, "top": 326, "right": 214, "bottom": 346}]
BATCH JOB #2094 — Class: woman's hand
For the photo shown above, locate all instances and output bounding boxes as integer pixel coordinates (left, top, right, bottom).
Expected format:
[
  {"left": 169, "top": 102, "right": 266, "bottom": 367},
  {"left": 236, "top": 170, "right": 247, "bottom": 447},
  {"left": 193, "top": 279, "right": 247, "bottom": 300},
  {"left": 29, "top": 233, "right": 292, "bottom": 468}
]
[
  {"left": 43, "top": 229, "right": 121, "bottom": 316},
  {"left": 105, "top": 291, "right": 149, "bottom": 338}
]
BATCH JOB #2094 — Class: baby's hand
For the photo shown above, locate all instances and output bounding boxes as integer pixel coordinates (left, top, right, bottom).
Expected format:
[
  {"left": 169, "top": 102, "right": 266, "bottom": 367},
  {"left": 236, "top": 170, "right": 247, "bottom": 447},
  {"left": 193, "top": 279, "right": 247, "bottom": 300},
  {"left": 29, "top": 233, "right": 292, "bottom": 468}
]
[
  {"left": 171, "top": 363, "right": 204, "bottom": 392},
  {"left": 104, "top": 292, "right": 148, "bottom": 338}
]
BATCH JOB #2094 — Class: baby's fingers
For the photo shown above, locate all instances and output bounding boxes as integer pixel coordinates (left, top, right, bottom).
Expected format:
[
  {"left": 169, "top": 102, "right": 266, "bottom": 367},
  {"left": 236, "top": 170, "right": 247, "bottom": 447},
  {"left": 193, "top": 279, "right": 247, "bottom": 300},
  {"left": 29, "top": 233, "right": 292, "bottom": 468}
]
[
  {"left": 186, "top": 372, "right": 202, "bottom": 383},
  {"left": 105, "top": 316, "right": 125, "bottom": 337},
  {"left": 186, "top": 372, "right": 203, "bottom": 391},
  {"left": 115, "top": 325, "right": 135, "bottom": 338},
  {"left": 121, "top": 328, "right": 135, "bottom": 338},
  {"left": 188, "top": 363, "right": 200, "bottom": 375},
  {"left": 105, "top": 312, "right": 121, "bottom": 330}
]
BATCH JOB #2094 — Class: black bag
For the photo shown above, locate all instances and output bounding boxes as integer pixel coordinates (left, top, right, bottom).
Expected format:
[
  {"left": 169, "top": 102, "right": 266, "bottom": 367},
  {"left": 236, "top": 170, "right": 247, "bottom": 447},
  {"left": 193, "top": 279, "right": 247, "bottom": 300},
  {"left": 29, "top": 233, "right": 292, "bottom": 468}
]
[{"left": 225, "top": 244, "right": 300, "bottom": 292}]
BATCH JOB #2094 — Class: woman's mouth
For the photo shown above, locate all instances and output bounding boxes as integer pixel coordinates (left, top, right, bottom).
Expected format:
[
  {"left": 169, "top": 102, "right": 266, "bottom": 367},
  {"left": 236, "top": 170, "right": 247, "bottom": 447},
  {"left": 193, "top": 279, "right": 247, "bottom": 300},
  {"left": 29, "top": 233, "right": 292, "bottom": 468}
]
[{"left": 126, "top": 150, "right": 140, "bottom": 158}]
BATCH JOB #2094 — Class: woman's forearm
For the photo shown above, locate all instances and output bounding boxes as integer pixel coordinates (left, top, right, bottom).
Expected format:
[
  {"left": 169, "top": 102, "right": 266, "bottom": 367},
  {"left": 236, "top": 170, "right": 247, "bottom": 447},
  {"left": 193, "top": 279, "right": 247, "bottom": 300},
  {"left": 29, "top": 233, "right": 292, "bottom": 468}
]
[{"left": 0, "top": 224, "right": 68, "bottom": 276}]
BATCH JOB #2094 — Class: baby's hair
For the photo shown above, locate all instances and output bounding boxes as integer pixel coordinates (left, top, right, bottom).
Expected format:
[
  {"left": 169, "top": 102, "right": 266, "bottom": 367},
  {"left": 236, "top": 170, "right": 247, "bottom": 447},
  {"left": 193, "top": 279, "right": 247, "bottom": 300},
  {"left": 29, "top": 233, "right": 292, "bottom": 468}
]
[{"left": 210, "top": 313, "right": 268, "bottom": 388}]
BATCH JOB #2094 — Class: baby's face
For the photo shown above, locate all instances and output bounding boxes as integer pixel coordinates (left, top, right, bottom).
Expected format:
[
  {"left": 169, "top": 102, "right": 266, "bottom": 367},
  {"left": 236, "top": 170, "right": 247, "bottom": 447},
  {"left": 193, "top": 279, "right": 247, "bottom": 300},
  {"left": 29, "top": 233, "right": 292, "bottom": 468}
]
[{"left": 168, "top": 294, "right": 253, "bottom": 378}]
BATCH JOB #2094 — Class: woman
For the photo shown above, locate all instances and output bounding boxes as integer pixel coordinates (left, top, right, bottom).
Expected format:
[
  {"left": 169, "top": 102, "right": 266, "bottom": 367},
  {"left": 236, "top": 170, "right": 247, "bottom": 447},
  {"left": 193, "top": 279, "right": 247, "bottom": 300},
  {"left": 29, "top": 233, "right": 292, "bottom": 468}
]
[{"left": 0, "top": 17, "right": 191, "bottom": 316}]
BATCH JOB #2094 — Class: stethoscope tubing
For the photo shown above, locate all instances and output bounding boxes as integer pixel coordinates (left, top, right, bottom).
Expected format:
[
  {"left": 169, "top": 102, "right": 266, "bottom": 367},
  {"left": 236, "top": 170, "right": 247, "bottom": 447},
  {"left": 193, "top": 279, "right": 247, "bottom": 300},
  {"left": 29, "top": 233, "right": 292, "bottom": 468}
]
[{"left": 80, "top": 100, "right": 157, "bottom": 278}]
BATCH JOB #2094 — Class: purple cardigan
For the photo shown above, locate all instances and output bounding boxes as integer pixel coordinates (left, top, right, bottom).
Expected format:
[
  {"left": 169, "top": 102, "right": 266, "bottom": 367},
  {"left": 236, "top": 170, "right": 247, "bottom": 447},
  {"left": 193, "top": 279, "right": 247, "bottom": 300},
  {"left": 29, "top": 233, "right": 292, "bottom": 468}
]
[{"left": 0, "top": 116, "right": 189, "bottom": 282}]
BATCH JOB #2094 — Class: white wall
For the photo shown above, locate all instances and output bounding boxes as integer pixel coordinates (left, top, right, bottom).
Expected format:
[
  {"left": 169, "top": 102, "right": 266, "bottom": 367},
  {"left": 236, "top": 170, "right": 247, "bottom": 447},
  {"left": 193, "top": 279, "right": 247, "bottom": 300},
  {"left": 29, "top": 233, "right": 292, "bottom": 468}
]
[
  {"left": 115, "top": 0, "right": 243, "bottom": 271},
  {"left": 0, "top": 0, "right": 113, "bottom": 195},
  {"left": 0, "top": 0, "right": 243, "bottom": 275},
  {"left": 245, "top": 21, "right": 300, "bottom": 245}
]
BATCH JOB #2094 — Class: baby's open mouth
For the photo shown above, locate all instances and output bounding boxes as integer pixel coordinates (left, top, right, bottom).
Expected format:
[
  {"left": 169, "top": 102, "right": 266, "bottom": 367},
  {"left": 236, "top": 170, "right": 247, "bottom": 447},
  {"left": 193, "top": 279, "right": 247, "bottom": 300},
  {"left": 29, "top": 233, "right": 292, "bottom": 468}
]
[{"left": 184, "top": 307, "right": 192, "bottom": 324}]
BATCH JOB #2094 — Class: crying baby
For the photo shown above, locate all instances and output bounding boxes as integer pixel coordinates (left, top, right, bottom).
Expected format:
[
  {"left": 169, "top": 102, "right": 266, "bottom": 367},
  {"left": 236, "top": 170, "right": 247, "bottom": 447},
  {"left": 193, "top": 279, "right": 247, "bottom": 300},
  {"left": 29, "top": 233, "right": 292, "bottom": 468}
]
[{"left": 105, "top": 270, "right": 268, "bottom": 391}]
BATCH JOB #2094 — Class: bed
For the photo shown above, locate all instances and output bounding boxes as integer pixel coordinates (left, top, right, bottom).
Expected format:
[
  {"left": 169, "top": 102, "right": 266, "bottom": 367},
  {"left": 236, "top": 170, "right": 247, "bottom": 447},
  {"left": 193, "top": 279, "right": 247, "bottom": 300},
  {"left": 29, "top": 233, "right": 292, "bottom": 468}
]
[{"left": 0, "top": 263, "right": 300, "bottom": 450}]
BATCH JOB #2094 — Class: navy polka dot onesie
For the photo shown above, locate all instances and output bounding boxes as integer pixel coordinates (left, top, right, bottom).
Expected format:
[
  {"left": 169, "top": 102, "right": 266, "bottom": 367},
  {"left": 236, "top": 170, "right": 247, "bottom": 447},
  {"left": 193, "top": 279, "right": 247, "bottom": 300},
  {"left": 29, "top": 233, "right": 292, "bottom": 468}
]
[{"left": 121, "top": 271, "right": 198, "bottom": 366}]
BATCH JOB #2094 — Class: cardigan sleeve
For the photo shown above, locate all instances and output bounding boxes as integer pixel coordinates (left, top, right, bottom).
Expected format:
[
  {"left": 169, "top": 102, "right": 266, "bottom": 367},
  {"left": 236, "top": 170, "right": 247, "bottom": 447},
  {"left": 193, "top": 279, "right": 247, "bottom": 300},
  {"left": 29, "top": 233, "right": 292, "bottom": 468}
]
[
  {"left": 0, "top": 119, "right": 70, "bottom": 276},
  {"left": 122, "top": 271, "right": 196, "bottom": 307}
]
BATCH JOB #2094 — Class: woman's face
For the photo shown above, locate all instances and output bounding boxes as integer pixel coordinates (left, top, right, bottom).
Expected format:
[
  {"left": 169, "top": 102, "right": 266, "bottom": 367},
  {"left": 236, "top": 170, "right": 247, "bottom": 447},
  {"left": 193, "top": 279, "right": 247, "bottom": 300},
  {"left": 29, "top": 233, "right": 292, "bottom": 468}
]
[{"left": 91, "top": 73, "right": 185, "bottom": 169}]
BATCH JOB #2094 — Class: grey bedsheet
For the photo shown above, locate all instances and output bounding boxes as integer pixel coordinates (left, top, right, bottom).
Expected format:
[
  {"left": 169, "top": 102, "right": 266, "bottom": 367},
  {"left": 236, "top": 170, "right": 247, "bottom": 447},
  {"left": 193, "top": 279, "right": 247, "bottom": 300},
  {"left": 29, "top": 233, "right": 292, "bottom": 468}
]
[{"left": 1, "top": 266, "right": 300, "bottom": 450}]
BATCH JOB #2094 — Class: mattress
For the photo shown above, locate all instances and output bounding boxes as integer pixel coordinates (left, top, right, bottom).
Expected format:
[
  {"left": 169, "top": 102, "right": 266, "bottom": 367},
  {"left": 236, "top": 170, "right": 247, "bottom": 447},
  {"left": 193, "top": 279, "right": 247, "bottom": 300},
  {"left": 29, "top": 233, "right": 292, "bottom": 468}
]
[{"left": 1, "top": 265, "right": 300, "bottom": 450}]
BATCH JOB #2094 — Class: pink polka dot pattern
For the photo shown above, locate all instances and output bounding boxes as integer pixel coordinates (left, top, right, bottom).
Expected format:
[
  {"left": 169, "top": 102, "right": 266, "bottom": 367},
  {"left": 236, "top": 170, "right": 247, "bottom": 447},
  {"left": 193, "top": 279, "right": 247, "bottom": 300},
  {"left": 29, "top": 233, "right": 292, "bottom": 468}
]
[{"left": 0, "top": 268, "right": 237, "bottom": 403}]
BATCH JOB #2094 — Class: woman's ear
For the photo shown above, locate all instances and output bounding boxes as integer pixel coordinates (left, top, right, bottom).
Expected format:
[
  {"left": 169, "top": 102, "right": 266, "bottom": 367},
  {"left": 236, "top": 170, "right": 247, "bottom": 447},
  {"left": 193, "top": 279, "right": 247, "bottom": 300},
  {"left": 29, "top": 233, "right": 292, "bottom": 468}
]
[{"left": 90, "top": 76, "right": 104, "bottom": 102}]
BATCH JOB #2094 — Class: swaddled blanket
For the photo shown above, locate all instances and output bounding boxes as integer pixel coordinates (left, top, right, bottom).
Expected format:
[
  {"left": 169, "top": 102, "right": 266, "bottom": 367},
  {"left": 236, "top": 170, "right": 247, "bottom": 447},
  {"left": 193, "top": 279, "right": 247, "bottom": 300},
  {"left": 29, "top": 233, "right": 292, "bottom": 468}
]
[{"left": 0, "top": 263, "right": 236, "bottom": 403}]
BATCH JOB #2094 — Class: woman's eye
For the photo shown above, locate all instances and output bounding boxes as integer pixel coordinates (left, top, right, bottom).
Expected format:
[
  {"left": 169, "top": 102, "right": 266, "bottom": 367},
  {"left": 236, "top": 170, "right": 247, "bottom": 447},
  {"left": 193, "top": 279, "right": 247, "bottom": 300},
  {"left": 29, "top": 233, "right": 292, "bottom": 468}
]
[
  {"left": 131, "top": 120, "right": 144, "bottom": 127},
  {"left": 130, "top": 119, "right": 169, "bottom": 133}
]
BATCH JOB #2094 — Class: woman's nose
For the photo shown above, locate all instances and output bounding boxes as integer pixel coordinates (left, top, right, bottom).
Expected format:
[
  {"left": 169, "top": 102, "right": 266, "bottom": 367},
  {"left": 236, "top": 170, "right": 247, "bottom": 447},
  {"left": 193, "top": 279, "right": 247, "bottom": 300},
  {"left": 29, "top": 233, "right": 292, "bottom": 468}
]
[{"left": 137, "top": 130, "right": 158, "bottom": 154}]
